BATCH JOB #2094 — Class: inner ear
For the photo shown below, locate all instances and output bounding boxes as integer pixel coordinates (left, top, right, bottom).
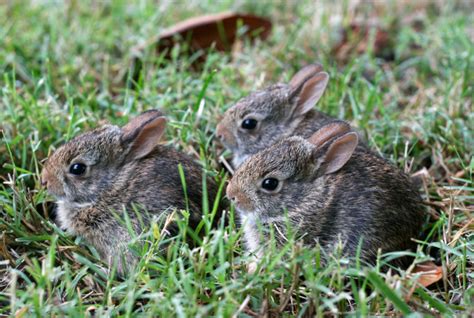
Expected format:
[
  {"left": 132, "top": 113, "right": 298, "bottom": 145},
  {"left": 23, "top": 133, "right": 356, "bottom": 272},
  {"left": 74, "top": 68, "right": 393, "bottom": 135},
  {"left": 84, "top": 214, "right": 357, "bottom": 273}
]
[
  {"left": 123, "top": 116, "right": 167, "bottom": 160},
  {"left": 290, "top": 72, "right": 329, "bottom": 117},
  {"left": 122, "top": 110, "right": 164, "bottom": 141},
  {"left": 308, "top": 121, "right": 351, "bottom": 148},
  {"left": 318, "top": 132, "right": 358, "bottom": 175},
  {"left": 289, "top": 63, "right": 324, "bottom": 89}
]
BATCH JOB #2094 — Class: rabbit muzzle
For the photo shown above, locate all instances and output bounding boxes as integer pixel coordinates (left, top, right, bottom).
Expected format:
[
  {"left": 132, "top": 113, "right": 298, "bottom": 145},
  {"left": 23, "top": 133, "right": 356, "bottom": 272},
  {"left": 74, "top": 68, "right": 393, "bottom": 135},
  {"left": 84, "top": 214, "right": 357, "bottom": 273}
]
[
  {"left": 40, "top": 167, "right": 65, "bottom": 197},
  {"left": 40, "top": 168, "right": 51, "bottom": 187},
  {"left": 216, "top": 122, "right": 237, "bottom": 149},
  {"left": 226, "top": 182, "right": 254, "bottom": 212}
]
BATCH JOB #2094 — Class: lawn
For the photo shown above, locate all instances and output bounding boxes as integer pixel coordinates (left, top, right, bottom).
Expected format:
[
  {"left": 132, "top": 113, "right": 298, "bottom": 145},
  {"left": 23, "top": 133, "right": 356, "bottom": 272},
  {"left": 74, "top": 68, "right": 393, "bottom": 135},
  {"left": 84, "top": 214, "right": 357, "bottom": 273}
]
[{"left": 0, "top": 0, "right": 472, "bottom": 316}]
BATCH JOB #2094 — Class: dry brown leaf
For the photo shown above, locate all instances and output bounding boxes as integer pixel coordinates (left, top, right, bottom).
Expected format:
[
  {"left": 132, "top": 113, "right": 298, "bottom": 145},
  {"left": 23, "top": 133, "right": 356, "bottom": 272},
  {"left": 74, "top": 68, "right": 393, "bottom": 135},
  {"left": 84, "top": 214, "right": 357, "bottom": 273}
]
[
  {"left": 129, "top": 12, "right": 272, "bottom": 80},
  {"left": 132, "top": 12, "right": 271, "bottom": 59},
  {"left": 158, "top": 12, "right": 271, "bottom": 52},
  {"left": 411, "top": 261, "right": 443, "bottom": 287}
]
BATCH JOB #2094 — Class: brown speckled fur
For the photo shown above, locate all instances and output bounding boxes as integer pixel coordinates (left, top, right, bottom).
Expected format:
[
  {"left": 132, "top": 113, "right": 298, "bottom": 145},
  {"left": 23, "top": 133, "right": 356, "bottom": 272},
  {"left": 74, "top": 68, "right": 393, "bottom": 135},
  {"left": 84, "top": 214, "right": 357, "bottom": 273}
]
[
  {"left": 41, "top": 110, "right": 222, "bottom": 273},
  {"left": 227, "top": 122, "right": 425, "bottom": 266}
]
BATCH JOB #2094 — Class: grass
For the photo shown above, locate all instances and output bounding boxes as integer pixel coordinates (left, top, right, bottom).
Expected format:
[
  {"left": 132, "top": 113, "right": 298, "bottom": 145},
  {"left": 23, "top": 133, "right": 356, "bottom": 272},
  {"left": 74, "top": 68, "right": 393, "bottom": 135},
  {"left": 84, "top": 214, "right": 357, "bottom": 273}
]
[{"left": 0, "top": 0, "right": 473, "bottom": 316}]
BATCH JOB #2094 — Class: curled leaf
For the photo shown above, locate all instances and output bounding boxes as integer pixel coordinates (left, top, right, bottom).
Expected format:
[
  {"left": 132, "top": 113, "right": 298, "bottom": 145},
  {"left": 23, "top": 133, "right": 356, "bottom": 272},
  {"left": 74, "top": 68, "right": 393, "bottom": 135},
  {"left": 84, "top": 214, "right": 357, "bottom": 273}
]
[
  {"left": 158, "top": 12, "right": 272, "bottom": 52},
  {"left": 133, "top": 12, "right": 271, "bottom": 59},
  {"left": 130, "top": 12, "right": 272, "bottom": 81},
  {"left": 411, "top": 261, "right": 443, "bottom": 287}
]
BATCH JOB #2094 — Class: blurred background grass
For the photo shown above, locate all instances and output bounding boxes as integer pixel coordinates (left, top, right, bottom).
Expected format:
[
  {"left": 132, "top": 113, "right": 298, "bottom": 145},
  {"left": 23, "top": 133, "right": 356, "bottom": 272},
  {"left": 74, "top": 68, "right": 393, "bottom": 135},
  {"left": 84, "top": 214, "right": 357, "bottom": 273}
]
[{"left": 0, "top": 0, "right": 472, "bottom": 316}]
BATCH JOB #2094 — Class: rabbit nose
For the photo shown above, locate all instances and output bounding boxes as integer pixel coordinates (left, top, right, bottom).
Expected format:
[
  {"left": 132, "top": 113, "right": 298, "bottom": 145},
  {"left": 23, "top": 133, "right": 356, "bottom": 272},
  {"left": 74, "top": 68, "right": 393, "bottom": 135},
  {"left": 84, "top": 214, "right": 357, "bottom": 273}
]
[
  {"left": 226, "top": 183, "right": 237, "bottom": 202},
  {"left": 40, "top": 169, "right": 49, "bottom": 187},
  {"left": 216, "top": 124, "right": 225, "bottom": 140}
]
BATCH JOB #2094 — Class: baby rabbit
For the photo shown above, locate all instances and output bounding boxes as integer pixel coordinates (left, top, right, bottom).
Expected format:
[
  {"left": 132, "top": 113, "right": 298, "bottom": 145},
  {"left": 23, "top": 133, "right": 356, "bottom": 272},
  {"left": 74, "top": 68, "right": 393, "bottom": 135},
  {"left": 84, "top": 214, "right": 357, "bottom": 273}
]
[
  {"left": 41, "top": 110, "right": 222, "bottom": 273},
  {"left": 227, "top": 121, "right": 424, "bottom": 266},
  {"left": 217, "top": 63, "right": 339, "bottom": 168}
]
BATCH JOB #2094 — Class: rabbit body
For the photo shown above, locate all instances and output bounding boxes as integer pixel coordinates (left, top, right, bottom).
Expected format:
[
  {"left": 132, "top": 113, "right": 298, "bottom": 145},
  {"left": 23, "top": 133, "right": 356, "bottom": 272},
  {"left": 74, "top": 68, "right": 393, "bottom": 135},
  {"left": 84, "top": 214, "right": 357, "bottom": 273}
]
[
  {"left": 227, "top": 122, "right": 424, "bottom": 265},
  {"left": 41, "top": 111, "right": 220, "bottom": 272}
]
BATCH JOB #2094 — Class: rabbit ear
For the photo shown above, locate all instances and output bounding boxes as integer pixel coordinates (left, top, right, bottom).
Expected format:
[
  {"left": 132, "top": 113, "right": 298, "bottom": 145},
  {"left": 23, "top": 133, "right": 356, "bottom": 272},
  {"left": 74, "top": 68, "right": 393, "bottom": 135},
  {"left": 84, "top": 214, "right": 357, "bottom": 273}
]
[
  {"left": 308, "top": 121, "right": 351, "bottom": 148},
  {"left": 289, "top": 63, "right": 324, "bottom": 89},
  {"left": 290, "top": 72, "right": 329, "bottom": 117},
  {"left": 122, "top": 110, "right": 163, "bottom": 137},
  {"left": 313, "top": 132, "right": 358, "bottom": 175},
  {"left": 122, "top": 111, "right": 167, "bottom": 160}
]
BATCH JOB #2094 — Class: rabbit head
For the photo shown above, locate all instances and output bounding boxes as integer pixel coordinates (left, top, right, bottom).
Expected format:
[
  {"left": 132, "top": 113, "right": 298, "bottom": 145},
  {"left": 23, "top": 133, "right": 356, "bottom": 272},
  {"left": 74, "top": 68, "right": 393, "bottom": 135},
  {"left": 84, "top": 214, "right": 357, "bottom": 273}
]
[
  {"left": 41, "top": 110, "right": 166, "bottom": 207},
  {"left": 226, "top": 121, "right": 358, "bottom": 218},
  {"left": 216, "top": 64, "right": 329, "bottom": 167}
]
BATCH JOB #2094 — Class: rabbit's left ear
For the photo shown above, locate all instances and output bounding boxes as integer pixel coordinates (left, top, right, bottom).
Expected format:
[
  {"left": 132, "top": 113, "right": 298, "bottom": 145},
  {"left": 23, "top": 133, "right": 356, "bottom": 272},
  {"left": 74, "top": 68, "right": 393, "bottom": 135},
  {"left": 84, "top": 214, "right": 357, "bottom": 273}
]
[{"left": 122, "top": 111, "right": 167, "bottom": 160}]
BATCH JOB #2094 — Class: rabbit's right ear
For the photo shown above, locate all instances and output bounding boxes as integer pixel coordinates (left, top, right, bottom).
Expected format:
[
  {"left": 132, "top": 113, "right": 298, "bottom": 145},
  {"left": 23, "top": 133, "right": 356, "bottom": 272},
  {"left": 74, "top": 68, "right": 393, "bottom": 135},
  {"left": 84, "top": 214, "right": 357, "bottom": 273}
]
[
  {"left": 289, "top": 63, "right": 324, "bottom": 89},
  {"left": 309, "top": 123, "right": 358, "bottom": 175},
  {"left": 289, "top": 72, "right": 329, "bottom": 118},
  {"left": 121, "top": 111, "right": 167, "bottom": 160},
  {"left": 308, "top": 121, "right": 351, "bottom": 147},
  {"left": 122, "top": 110, "right": 163, "bottom": 136}
]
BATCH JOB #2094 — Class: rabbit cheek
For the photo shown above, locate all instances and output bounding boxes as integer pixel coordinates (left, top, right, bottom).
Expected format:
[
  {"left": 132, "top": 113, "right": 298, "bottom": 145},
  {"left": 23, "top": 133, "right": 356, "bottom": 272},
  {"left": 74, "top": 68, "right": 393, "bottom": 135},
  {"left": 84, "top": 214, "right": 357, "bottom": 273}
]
[
  {"left": 65, "top": 176, "right": 99, "bottom": 204},
  {"left": 49, "top": 181, "right": 66, "bottom": 197}
]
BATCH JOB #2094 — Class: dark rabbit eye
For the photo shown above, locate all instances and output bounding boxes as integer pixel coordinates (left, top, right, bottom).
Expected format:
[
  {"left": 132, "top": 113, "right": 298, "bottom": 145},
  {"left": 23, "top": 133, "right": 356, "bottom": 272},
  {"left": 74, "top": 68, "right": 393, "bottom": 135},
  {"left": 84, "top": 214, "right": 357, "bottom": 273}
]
[
  {"left": 261, "top": 178, "right": 279, "bottom": 191},
  {"left": 69, "top": 163, "right": 87, "bottom": 175},
  {"left": 241, "top": 118, "right": 258, "bottom": 130}
]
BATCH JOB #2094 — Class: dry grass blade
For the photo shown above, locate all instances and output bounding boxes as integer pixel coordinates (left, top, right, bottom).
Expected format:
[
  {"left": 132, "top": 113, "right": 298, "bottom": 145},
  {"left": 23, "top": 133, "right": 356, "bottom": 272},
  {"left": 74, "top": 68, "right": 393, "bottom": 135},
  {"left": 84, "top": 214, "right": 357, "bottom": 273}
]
[{"left": 232, "top": 295, "right": 251, "bottom": 318}]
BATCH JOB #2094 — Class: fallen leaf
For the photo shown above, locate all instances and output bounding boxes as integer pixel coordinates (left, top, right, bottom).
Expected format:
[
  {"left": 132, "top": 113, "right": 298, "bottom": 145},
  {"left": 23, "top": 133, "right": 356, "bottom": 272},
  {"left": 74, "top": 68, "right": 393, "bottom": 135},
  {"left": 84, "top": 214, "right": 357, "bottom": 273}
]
[
  {"left": 411, "top": 261, "right": 443, "bottom": 287},
  {"left": 133, "top": 12, "right": 271, "bottom": 60},
  {"left": 158, "top": 12, "right": 271, "bottom": 51},
  {"left": 129, "top": 12, "right": 271, "bottom": 82}
]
